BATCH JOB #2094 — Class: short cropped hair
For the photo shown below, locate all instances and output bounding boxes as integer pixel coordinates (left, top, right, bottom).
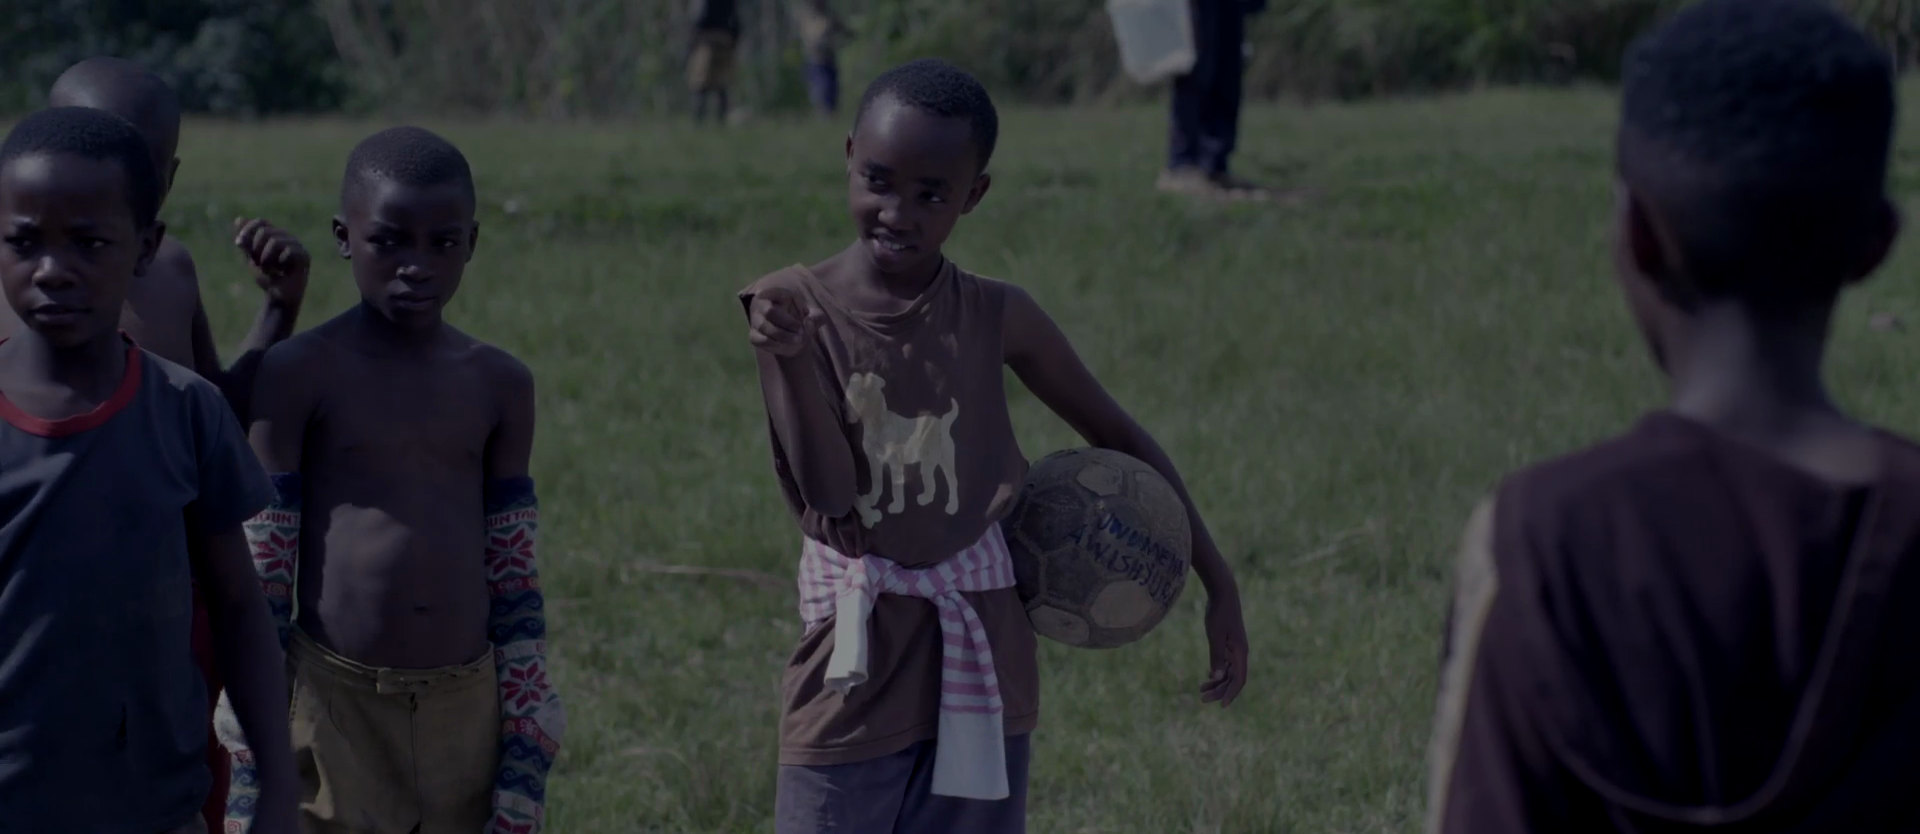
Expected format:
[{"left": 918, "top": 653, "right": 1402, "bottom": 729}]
[
  {"left": 48, "top": 57, "right": 183, "bottom": 169},
  {"left": 340, "top": 126, "right": 476, "bottom": 210},
  {"left": 855, "top": 59, "right": 1000, "bottom": 171},
  {"left": 1619, "top": 0, "right": 1894, "bottom": 297},
  {"left": 0, "top": 107, "right": 161, "bottom": 228}
]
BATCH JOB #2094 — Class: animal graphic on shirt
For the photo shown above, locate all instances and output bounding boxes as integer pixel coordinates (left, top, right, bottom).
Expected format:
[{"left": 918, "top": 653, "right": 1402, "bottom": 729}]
[{"left": 844, "top": 371, "right": 961, "bottom": 528}]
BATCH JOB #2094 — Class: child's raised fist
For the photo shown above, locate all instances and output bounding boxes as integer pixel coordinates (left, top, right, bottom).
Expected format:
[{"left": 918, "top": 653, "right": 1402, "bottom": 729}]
[{"left": 233, "top": 218, "right": 310, "bottom": 307}]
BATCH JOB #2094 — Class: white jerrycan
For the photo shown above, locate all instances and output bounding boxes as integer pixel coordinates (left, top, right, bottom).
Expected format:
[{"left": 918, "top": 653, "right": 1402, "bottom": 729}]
[{"left": 1107, "top": 0, "right": 1198, "bottom": 84}]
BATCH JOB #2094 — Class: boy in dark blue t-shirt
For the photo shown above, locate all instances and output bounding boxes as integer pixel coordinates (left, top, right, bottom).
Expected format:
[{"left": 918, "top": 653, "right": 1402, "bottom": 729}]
[{"left": 0, "top": 107, "right": 297, "bottom": 833}]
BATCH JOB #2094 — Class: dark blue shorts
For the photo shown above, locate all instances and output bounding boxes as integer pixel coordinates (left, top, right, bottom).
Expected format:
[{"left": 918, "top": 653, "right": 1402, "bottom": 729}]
[{"left": 775, "top": 734, "right": 1031, "bottom": 834}]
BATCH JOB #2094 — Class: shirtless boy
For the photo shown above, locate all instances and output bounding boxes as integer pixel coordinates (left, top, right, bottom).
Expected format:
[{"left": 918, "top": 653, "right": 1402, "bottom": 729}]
[
  {"left": 1426, "top": 1, "right": 1920, "bottom": 830},
  {"left": 740, "top": 59, "right": 1250, "bottom": 833},
  {"left": 14, "top": 56, "right": 311, "bottom": 833},
  {"left": 0, "top": 105, "right": 298, "bottom": 834},
  {"left": 241, "top": 126, "right": 562, "bottom": 834}
]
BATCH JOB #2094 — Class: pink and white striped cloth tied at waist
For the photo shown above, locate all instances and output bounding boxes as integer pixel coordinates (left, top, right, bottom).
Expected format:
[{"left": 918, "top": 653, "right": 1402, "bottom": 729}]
[{"left": 798, "top": 523, "right": 1018, "bottom": 801}]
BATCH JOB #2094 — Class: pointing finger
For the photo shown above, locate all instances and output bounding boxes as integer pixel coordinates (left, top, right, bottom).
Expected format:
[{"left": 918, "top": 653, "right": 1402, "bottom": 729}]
[{"left": 759, "top": 305, "right": 803, "bottom": 333}]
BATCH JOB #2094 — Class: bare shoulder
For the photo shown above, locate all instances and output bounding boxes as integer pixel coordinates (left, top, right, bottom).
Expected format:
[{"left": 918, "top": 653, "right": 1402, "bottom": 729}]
[
  {"left": 152, "top": 236, "right": 203, "bottom": 290},
  {"left": 991, "top": 278, "right": 1056, "bottom": 360},
  {"left": 256, "top": 313, "right": 349, "bottom": 388},
  {"left": 450, "top": 330, "right": 535, "bottom": 404},
  {"left": 473, "top": 340, "right": 535, "bottom": 392},
  {"left": 273, "top": 316, "right": 345, "bottom": 364},
  {"left": 156, "top": 235, "right": 198, "bottom": 272},
  {"left": 994, "top": 278, "right": 1041, "bottom": 316}
]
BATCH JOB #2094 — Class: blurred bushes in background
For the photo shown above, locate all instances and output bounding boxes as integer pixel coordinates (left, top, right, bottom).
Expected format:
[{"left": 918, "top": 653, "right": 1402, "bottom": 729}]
[
  {"left": 0, "top": 0, "right": 1914, "bottom": 117},
  {"left": 0, "top": 0, "right": 345, "bottom": 115}
]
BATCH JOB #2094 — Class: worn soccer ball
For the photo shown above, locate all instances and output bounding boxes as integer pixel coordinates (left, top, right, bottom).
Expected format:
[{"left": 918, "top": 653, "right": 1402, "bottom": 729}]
[{"left": 1002, "top": 447, "right": 1191, "bottom": 649}]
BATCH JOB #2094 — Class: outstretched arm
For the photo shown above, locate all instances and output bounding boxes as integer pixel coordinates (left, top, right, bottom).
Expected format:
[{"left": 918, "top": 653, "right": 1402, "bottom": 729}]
[
  {"left": 743, "top": 285, "right": 858, "bottom": 518},
  {"left": 484, "top": 355, "right": 564, "bottom": 834},
  {"left": 1002, "top": 285, "right": 1249, "bottom": 706},
  {"left": 755, "top": 350, "right": 858, "bottom": 517}
]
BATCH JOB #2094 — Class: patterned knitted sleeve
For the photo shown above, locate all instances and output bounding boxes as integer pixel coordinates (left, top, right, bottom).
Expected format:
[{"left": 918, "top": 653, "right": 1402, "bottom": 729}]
[
  {"left": 225, "top": 471, "right": 303, "bottom": 829},
  {"left": 486, "top": 476, "right": 565, "bottom": 833},
  {"left": 241, "top": 472, "right": 302, "bottom": 650}
]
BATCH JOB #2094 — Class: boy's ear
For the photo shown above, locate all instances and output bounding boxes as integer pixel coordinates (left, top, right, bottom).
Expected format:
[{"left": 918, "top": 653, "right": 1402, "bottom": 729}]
[
  {"left": 961, "top": 172, "right": 992, "bottom": 215},
  {"left": 331, "top": 216, "right": 351, "bottom": 259},
  {"left": 1620, "top": 185, "right": 1697, "bottom": 305},
  {"left": 844, "top": 133, "right": 855, "bottom": 172},
  {"left": 466, "top": 222, "right": 480, "bottom": 263},
  {"left": 1844, "top": 196, "right": 1901, "bottom": 286},
  {"left": 132, "top": 221, "right": 165, "bottom": 278},
  {"left": 1622, "top": 189, "right": 1666, "bottom": 280}
]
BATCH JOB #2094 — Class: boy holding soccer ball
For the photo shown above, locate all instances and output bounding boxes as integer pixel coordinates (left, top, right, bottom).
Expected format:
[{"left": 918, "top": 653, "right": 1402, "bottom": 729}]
[{"left": 739, "top": 58, "right": 1250, "bottom": 833}]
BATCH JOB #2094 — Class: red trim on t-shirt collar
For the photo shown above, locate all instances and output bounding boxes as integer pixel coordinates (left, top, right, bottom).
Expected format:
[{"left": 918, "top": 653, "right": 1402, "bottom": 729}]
[{"left": 0, "top": 332, "right": 145, "bottom": 437}]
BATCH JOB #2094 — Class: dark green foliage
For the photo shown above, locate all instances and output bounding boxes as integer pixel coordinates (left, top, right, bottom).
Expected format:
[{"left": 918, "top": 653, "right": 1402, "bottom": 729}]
[
  {"left": 0, "top": 0, "right": 345, "bottom": 116},
  {"left": 0, "top": 0, "right": 1913, "bottom": 116}
]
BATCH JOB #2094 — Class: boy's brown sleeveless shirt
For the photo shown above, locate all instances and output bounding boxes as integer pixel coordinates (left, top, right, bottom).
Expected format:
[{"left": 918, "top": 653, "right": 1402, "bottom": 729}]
[{"left": 740, "top": 260, "right": 1039, "bottom": 766}]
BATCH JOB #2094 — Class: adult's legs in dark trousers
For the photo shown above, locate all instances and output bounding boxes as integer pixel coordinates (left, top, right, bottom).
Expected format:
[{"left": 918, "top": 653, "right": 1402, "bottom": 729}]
[
  {"left": 806, "top": 57, "right": 840, "bottom": 115},
  {"left": 1168, "top": 1, "right": 1247, "bottom": 177}
]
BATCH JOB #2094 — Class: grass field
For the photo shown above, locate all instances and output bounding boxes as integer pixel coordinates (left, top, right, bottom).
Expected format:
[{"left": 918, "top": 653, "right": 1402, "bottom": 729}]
[{"left": 169, "top": 85, "right": 1920, "bottom": 833}]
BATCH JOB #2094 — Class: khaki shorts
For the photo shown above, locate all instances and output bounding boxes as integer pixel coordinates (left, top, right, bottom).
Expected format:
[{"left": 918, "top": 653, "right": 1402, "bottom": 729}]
[
  {"left": 290, "top": 629, "right": 500, "bottom": 834},
  {"left": 687, "top": 28, "right": 738, "bottom": 92}
]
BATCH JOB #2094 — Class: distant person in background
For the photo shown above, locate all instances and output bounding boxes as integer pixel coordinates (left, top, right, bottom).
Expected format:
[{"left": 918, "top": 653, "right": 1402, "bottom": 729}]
[
  {"left": 688, "top": 0, "right": 742, "bottom": 123},
  {"left": 790, "top": 0, "right": 852, "bottom": 116},
  {"left": 1160, "top": 0, "right": 1270, "bottom": 200}
]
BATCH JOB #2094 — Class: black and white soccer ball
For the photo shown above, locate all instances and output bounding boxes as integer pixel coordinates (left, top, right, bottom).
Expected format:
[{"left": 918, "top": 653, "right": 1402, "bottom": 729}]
[{"left": 1003, "top": 447, "right": 1191, "bottom": 649}]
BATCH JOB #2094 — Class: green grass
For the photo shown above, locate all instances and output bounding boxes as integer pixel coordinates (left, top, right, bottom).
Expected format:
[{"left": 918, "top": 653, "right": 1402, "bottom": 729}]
[{"left": 170, "top": 85, "right": 1920, "bottom": 833}]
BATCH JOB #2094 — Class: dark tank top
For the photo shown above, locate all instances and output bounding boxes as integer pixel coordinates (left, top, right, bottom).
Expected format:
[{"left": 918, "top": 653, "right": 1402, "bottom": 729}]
[{"left": 740, "top": 260, "right": 1039, "bottom": 765}]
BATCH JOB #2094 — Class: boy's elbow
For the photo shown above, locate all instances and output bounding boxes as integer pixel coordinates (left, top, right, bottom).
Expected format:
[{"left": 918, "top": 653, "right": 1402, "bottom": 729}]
[
  {"left": 787, "top": 437, "right": 858, "bottom": 518},
  {"left": 799, "top": 477, "right": 855, "bottom": 519},
  {"left": 807, "top": 494, "right": 854, "bottom": 519}
]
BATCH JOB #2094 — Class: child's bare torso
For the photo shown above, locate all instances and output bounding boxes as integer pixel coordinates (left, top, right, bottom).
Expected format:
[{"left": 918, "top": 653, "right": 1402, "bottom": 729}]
[{"left": 292, "top": 314, "right": 504, "bottom": 669}]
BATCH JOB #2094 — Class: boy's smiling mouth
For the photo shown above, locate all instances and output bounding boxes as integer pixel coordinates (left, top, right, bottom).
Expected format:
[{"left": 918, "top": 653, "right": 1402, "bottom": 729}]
[{"left": 867, "top": 229, "right": 917, "bottom": 267}]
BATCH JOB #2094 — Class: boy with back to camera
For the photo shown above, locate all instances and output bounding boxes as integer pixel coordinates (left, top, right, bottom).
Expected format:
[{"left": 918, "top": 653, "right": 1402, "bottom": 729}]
[
  {"left": 233, "top": 126, "right": 564, "bottom": 834},
  {"left": 740, "top": 59, "right": 1251, "bottom": 833},
  {"left": 17, "top": 56, "right": 314, "bottom": 833},
  {"left": 0, "top": 106, "right": 299, "bottom": 834},
  {"left": 1426, "top": 1, "right": 1920, "bottom": 831}
]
